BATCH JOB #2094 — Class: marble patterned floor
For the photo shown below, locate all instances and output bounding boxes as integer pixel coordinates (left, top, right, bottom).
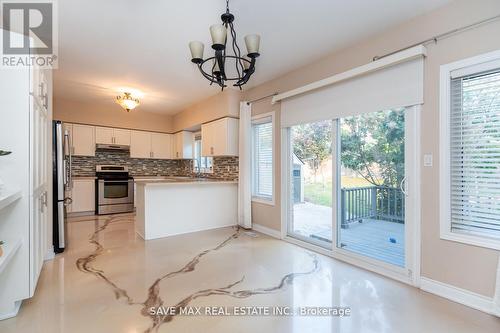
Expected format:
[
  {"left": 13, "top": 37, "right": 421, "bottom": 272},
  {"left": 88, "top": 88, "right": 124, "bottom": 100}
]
[{"left": 0, "top": 213, "right": 499, "bottom": 333}]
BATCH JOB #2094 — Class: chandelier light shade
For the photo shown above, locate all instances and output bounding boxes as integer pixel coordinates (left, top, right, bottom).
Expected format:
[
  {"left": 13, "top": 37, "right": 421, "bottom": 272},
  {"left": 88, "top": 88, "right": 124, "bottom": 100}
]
[
  {"left": 209, "top": 24, "right": 227, "bottom": 48},
  {"left": 188, "top": 0, "right": 261, "bottom": 89},
  {"left": 116, "top": 92, "right": 140, "bottom": 112},
  {"left": 189, "top": 41, "right": 204, "bottom": 62},
  {"left": 244, "top": 34, "right": 261, "bottom": 56}
]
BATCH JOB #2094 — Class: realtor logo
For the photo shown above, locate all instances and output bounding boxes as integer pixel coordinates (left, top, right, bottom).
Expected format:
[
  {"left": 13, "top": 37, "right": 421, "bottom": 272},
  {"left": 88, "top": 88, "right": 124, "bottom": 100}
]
[{"left": 1, "top": 0, "right": 58, "bottom": 68}]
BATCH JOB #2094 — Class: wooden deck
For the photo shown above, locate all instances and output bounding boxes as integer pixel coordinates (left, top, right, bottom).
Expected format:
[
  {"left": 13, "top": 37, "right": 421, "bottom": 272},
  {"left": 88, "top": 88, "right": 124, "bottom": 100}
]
[{"left": 292, "top": 202, "right": 405, "bottom": 267}]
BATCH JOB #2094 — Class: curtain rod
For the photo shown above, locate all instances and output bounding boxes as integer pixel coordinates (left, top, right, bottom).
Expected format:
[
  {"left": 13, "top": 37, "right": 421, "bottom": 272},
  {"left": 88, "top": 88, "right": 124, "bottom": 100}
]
[
  {"left": 373, "top": 13, "right": 500, "bottom": 61},
  {"left": 246, "top": 92, "right": 279, "bottom": 105}
]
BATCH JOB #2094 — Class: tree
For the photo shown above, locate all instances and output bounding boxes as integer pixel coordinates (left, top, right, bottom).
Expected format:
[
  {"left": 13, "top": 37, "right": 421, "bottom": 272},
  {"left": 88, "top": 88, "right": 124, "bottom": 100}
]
[
  {"left": 292, "top": 120, "right": 332, "bottom": 181},
  {"left": 340, "top": 109, "right": 405, "bottom": 187}
]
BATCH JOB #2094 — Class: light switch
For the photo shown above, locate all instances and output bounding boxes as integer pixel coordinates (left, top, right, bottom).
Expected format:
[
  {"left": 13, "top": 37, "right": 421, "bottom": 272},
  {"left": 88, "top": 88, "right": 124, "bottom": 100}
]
[{"left": 424, "top": 154, "right": 433, "bottom": 167}]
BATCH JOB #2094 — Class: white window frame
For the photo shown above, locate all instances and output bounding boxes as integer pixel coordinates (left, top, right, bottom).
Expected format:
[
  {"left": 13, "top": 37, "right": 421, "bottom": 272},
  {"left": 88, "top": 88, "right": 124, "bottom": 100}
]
[
  {"left": 251, "top": 111, "right": 275, "bottom": 206},
  {"left": 439, "top": 49, "right": 500, "bottom": 250}
]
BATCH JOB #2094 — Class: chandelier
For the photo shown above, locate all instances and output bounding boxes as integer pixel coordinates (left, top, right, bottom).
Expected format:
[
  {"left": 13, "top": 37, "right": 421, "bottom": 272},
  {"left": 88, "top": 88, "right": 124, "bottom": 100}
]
[
  {"left": 116, "top": 92, "right": 140, "bottom": 112},
  {"left": 189, "top": 0, "right": 261, "bottom": 90}
]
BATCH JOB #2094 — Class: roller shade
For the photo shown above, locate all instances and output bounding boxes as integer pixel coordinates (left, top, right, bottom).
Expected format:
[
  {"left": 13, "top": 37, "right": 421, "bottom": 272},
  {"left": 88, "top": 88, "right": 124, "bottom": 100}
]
[
  {"left": 281, "top": 55, "right": 424, "bottom": 127},
  {"left": 449, "top": 68, "right": 500, "bottom": 238}
]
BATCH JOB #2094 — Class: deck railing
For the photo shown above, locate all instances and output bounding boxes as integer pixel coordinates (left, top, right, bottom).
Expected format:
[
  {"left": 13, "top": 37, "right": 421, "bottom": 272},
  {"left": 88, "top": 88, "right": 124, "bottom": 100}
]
[{"left": 340, "top": 186, "right": 405, "bottom": 228}]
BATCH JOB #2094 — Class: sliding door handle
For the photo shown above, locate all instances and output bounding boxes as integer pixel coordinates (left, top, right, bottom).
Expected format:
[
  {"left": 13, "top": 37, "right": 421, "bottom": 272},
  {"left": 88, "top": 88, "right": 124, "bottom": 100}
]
[{"left": 400, "top": 176, "right": 408, "bottom": 196}]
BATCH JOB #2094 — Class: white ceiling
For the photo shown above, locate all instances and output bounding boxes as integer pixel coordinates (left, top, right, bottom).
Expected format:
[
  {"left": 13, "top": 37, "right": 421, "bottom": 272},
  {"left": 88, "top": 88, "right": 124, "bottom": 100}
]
[{"left": 55, "top": 0, "right": 451, "bottom": 115}]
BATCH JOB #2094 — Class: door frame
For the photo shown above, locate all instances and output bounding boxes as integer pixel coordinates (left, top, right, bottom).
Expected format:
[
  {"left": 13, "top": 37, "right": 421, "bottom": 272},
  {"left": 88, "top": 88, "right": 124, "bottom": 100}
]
[{"left": 281, "top": 105, "right": 421, "bottom": 286}]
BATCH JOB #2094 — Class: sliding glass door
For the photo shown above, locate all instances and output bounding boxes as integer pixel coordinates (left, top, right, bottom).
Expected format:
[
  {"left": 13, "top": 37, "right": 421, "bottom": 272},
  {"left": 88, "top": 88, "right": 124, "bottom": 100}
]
[
  {"left": 287, "top": 120, "right": 333, "bottom": 248},
  {"left": 336, "top": 109, "right": 406, "bottom": 267},
  {"left": 285, "top": 108, "right": 416, "bottom": 273}
]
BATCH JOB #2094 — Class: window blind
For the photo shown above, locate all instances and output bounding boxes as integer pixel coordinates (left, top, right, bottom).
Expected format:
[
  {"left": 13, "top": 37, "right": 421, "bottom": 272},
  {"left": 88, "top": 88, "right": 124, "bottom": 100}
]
[
  {"left": 450, "top": 69, "right": 500, "bottom": 238},
  {"left": 252, "top": 117, "right": 273, "bottom": 199}
]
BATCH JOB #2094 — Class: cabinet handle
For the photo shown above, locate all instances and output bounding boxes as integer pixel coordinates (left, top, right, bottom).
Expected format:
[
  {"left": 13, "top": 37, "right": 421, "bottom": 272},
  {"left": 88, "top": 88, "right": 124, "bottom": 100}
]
[
  {"left": 176, "top": 152, "right": 179, "bottom": 158},
  {"left": 210, "top": 147, "right": 214, "bottom": 155}
]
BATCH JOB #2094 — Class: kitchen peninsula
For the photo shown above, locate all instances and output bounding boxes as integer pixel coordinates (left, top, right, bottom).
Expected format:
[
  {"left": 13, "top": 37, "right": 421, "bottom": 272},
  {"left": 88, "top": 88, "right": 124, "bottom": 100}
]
[{"left": 135, "top": 177, "right": 238, "bottom": 240}]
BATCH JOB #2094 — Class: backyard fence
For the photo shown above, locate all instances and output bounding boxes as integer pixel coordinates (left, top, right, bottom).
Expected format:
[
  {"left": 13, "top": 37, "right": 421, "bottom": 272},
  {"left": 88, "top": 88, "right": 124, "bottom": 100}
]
[{"left": 340, "top": 186, "right": 405, "bottom": 228}]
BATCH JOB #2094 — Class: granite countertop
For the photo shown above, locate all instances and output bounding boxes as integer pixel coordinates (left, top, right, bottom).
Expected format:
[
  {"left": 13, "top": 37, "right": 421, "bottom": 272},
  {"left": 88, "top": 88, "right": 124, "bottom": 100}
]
[{"left": 135, "top": 177, "right": 238, "bottom": 185}]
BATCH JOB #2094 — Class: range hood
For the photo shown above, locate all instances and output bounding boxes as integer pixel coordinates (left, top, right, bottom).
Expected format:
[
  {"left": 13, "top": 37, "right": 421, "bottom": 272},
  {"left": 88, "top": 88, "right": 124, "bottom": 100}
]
[{"left": 96, "top": 144, "right": 130, "bottom": 151}]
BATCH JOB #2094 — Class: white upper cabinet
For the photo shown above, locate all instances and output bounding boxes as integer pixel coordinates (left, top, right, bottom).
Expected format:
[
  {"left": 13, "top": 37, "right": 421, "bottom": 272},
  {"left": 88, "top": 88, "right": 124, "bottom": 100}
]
[
  {"left": 71, "top": 124, "right": 95, "bottom": 156},
  {"left": 201, "top": 121, "right": 214, "bottom": 156},
  {"left": 151, "top": 133, "right": 173, "bottom": 159},
  {"left": 130, "top": 131, "right": 172, "bottom": 159},
  {"left": 95, "top": 126, "right": 113, "bottom": 144},
  {"left": 201, "top": 118, "right": 239, "bottom": 157},
  {"left": 173, "top": 131, "right": 193, "bottom": 159},
  {"left": 130, "top": 130, "right": 152, "bottom": 159},
  {"left": 96, "top": 127, "right": 130, "bottom": 145},
  {"left": 113, "top": 128, "right": 131, "bottom": 145}
]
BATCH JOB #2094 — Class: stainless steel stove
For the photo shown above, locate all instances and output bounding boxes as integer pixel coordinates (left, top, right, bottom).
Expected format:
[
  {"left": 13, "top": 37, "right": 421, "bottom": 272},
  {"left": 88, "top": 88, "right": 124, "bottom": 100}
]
[{"left": 95, "top": 165, "right": 134, "bottom": 215}]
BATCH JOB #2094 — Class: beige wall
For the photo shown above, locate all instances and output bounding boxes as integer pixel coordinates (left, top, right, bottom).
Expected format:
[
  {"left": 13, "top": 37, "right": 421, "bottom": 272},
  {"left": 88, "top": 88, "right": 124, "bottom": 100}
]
[
  {"left": 173, "top": 89, "right": 241, "bottom": 131},
  {"left": 54, "top": 98, "right": 174, "bottom": 133},
  {"left": 243, "top": 0, "right": 500, "bottom": 297}
]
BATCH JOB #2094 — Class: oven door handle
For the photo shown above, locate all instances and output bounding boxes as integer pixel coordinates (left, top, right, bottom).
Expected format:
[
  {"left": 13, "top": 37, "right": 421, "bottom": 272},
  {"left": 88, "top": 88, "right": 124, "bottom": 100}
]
[{"left": 98, "top": 179, "right": 135, "bottom": 183}]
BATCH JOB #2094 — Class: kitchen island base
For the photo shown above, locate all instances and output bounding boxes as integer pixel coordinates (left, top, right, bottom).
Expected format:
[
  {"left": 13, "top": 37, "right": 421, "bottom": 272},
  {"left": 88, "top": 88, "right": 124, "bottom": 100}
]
[{"left": 135, "top": 180, "right": 238, "bottom": 240}]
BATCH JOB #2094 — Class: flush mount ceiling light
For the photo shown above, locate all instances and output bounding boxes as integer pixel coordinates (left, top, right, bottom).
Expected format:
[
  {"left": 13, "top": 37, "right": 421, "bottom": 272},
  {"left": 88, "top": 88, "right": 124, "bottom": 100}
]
[
  {"left": 116, "top": 92, "right": 140, "bottom": 112},
  {"left": 189, "top": 0, "right": 261, "bottom": 90}
]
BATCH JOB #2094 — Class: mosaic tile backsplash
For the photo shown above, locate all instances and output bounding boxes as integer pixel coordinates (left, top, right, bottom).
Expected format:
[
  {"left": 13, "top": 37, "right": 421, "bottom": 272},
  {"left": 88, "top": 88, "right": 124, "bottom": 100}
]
[{"left": 72, "top": 150, "right": 239, "bottom": 180}]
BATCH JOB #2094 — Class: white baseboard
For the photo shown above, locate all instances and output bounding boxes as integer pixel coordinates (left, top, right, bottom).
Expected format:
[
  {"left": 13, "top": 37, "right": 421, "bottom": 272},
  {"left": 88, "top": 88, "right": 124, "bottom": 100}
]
[
  {"left": 252, "top": 224, "right": 282, "bottom": 239},
  {"left": 420, "top": 277, "right": 499, "bottom": 316},
  {"left": 44, "top": 246, "right": 55, "bottom": 261}
]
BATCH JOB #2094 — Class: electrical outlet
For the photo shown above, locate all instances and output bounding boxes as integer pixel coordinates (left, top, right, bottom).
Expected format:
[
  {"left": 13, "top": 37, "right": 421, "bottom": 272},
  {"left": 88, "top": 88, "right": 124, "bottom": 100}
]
[{"left": 423, "top": 154, "right": 433, "bottom": 167}]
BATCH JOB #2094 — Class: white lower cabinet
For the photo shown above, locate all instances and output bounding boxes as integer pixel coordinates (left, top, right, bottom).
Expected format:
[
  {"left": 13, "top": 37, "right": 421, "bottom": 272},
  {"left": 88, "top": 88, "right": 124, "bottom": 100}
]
[{"left": 67, "top": 179, "right": 95, "bottom": 214}]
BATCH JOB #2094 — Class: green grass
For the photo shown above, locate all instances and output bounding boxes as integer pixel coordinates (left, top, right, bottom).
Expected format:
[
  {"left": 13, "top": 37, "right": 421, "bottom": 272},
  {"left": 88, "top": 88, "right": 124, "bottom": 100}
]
[
  {"left": 303, "top": 177, "right": 373, "bottom": 207},
  {"left": 304, "top": 182, "right": 332, "bottom": 206}
]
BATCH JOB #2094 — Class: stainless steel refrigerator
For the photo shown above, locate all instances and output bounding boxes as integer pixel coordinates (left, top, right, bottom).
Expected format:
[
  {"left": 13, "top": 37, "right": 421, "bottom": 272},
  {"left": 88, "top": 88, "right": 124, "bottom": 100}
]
[{"left": 52, "top": 121, "right": 72, "bottom": 253}]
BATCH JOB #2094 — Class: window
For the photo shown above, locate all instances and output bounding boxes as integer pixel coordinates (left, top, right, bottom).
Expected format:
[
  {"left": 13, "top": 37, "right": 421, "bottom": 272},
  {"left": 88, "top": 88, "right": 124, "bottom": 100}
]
[
  {"left": 440, "top": 50, "right": 500, "bottom": 250},
  {"left": 193, "top": 134, "right": 213, "bottom": 173},
  {"left": 251, "top": 113, "right": 274, "bottom": 203}
]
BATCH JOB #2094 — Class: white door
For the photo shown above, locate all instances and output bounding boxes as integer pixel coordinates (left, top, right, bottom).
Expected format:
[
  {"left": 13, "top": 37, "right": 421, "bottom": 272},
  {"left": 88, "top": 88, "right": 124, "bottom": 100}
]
[
  {"left": 95, "top": 127, "right": 114, "bottom": 144},
  {"left": 30, "top": 74, "right": 50, "bottom": 294},
  {"left": 151, "top": 133, "right": 172, "bottom": 159},
  {"left": 72, "top": 124, "right": 95, "bottom": 156},
  {"left": 130, "top": 130, "right": 151, "bottom": 158},
  {"left": 113, "top": 128, "right": 131, "bottom": 145}
]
